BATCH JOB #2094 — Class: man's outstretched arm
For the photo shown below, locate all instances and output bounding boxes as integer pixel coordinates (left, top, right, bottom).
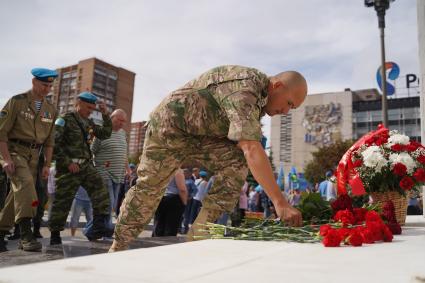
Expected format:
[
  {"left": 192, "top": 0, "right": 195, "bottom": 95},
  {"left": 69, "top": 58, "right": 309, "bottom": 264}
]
[{"left": 238, "top": 140, "right": 302, "bottom": 226}]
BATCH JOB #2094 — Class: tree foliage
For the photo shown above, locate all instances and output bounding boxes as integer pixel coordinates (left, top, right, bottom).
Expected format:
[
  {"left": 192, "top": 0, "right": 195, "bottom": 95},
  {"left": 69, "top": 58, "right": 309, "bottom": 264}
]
[{"left": 304, "top": 139, "right": 354, "bottom": 185}]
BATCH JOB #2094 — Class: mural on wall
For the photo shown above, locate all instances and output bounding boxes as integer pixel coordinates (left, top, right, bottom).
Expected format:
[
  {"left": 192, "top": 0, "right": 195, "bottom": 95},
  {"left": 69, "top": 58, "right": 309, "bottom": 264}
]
[{"left": 302, "top": 102, "right": 342, "bottom": 146}]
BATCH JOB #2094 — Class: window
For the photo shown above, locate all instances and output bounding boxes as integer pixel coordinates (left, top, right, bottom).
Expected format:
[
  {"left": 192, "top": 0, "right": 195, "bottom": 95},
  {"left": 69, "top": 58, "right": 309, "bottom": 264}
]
[{"left": 62, "top": 72, "right": 71, "bottom": 79}]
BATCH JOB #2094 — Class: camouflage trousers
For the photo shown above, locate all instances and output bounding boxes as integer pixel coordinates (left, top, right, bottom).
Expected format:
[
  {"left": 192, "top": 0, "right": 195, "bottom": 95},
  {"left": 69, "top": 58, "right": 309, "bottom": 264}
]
[
  {"left": 114, "top": 123, "right": 248, "bottom": 246},
  {"left": 0, "top": 146, "right": 39, "bottom": 232},
  {"left": 48, "top": 161, "right": 110, "bottom": 232}
]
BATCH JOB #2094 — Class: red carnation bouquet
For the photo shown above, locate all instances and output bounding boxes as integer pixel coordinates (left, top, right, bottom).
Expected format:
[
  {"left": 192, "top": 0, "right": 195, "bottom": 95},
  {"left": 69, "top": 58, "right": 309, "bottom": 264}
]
[{"left": 318, "top": 194, "right": 401, "bottom": 247}]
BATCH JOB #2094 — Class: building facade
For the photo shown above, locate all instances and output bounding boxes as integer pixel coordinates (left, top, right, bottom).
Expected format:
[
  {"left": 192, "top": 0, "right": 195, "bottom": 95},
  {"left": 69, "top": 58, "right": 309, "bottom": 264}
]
[
  {"left": 49, "top": 57, "right": 135, "bottom": 131},
  {"left": 129, "top": 121, "right": 147, "bottom": 158},
  {"left": 270, "top": 88, "right": 421, "bottom": 175}
]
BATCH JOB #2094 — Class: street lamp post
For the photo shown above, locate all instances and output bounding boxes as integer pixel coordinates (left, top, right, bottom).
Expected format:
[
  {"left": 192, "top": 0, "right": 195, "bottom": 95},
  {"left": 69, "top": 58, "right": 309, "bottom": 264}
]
[{"left": 365, "top": 0, "right": 395, "bottom": 127}]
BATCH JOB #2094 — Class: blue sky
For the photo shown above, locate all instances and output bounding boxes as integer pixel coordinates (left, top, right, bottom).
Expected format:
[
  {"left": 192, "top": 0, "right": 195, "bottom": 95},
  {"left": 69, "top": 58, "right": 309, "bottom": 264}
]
[{"left": 0, "top": 0, "right": 419, "bottom": 138}]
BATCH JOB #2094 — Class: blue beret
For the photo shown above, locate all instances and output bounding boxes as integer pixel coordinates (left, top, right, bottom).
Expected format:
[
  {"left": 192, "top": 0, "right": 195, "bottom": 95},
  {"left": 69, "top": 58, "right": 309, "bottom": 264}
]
[
  {"left": 129, "top": 163, "right": 136, "bottom": 169},
  {"left": 78, "top": 91, "right": 98, "bottom": 104},
  {"left": 199, "top": 171, "right": 208, "bottom": 177},
  {"left": 31, "top": 68, "right": 58, "bottom": 83},
  {"left": 325, "top": 170, "right": 333, "bottom": 178}
]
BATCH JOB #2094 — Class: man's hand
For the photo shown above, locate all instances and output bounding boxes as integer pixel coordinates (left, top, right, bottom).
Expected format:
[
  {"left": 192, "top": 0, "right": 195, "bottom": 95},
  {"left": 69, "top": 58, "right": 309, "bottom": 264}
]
[
  {"left": 275, "top": 202, "right": 303, "bottom": 227},
  {"left": 42, "top": 165, "right": 50, "bottom": 179},
  {"left": 97, "top": 101, "right": 108, "bottom": 115},
  {"left": 68, "top": 163, "right": 80, "bottom": 173},
  {"left": 2, "top": 160, "right": 15, "bottom": 176}
]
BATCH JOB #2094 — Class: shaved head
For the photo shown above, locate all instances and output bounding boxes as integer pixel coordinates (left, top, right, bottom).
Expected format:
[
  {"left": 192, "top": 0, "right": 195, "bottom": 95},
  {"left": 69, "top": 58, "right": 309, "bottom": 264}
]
[
  {"left": 264, "top": 71, "right": 308, "bottom": 116},
  {"left": 270, "top": 71, "right": 307, "bottom": 92}
]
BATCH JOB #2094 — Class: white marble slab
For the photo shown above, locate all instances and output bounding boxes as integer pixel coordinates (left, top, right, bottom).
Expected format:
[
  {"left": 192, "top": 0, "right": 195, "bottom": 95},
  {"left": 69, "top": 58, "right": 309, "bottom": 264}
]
[{"left": 1, "top": 216, "right": 424, "bottom": 283}]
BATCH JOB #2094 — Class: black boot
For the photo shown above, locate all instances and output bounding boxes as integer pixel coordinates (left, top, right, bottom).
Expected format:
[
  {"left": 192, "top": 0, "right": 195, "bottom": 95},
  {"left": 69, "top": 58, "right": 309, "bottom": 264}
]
[
  {"left": 32, "top": 220, "right": 43, "bottom": 239},
  {"left": 18, "top": 218, "right": 42, "bottom": 252},
  {"left": 86, "top": 214, "right": 107, "bottom": 241},
  {"left": 0, "top": 231, "right": 8, "bottom": 253},
  {"left": 50, "top": 231, "right": 62, "bottom": 245},
  {"left": 7, "top": 224, "right": 20, "bottom": 240}
]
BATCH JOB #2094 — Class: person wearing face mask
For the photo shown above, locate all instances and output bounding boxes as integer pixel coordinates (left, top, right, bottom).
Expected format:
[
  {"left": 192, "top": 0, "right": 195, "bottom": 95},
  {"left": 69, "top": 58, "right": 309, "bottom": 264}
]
[
  {"left": 110, "top": 65, "right": 308, "bottom": 252},
  {"left": 0, "top": 68, "right": 58, "bottom": 252},
  {"left": 48, "top": 91, "right": 112, "bottom": 245}
]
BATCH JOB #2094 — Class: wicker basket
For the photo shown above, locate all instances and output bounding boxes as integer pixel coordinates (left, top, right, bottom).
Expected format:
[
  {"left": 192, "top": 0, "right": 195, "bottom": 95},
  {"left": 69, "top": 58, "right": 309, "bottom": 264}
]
[{"left": 370, "top": 191, "right": 408, "bottom": 225}]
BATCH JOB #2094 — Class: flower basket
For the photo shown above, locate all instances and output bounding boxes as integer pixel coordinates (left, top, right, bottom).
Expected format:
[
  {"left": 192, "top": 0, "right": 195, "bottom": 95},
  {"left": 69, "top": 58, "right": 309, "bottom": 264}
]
[{"left": 370, "top": 191, "right": 408, "bottom": 225}]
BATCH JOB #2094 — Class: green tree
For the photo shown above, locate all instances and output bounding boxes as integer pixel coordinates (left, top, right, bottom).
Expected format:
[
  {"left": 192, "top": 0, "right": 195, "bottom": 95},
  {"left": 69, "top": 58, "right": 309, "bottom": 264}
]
[{"left": 304, "top": 139, "right": 354, "bottom": 185}]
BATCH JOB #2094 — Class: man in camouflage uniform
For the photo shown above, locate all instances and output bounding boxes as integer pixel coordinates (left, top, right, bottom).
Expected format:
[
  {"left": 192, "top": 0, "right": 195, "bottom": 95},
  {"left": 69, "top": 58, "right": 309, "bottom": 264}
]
[
  {"left": 0, "top": 68, "right": 58, "bottom": 252},
  {"left": 110, "top": 65, "right": 308, "bottom": 252},
  {"left": 48, "top": 92, "right": 112, "bottom": 245}
]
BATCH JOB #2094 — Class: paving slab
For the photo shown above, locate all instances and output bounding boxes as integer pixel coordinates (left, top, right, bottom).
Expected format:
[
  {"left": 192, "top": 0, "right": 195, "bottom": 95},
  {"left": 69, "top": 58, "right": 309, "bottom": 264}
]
[{"left": 0, "top": 216, "right": 423, "bottom": 283}]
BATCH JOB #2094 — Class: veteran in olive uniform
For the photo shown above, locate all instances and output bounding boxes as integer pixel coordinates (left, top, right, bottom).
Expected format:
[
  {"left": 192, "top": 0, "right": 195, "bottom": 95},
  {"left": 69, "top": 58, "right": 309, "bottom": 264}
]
[
  {"left": 110, "top": 65, "right": 308, "bottom": 252},
  {"left": 0, "top": 68, "right": 58, "bottom": 252},
  {"left": 48, "top": 92, "right": 112, "bottom": 245}
]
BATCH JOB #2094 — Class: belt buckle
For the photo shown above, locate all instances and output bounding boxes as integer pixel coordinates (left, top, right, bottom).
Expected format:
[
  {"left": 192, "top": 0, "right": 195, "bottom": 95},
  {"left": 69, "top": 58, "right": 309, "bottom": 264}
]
[{"left": 29, "top": 143, "right": 38, "bottom": 149}]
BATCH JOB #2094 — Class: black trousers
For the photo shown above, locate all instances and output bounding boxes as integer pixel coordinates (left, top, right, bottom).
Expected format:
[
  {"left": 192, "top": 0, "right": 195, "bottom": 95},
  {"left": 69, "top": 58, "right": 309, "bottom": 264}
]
[{"left": 152, "top": 194, "right": 185, "bottom": 237}]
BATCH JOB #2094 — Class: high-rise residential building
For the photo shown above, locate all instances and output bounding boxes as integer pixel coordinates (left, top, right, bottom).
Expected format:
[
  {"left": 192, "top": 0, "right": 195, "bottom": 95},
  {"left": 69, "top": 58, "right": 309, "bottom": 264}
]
[
  {"left": 129, "top": 121, "right": 148, "bottom": 158},
  {"left": 270, "top": 88, "right": 421, "bottom": 175},
  {"left": 49, "top": 57, "right": 135, "bottom": 131}
]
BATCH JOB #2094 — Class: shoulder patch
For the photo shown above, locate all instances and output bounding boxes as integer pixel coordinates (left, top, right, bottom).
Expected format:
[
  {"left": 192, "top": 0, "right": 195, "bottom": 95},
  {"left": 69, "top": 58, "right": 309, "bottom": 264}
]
[
  {"left": 0, "top": 109, "right": 8, "bottom": 118},
  {"left": 55, "top": 117, "right": 65, "bottom": 127},
  {"left": 12, "top": 93, "right": 26, "bottom": 100}
]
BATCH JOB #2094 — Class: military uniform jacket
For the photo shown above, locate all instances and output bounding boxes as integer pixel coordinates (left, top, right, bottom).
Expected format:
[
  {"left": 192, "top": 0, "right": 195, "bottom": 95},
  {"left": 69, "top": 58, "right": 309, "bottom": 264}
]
[
  {"left": 0, "top": 90, "right": 56, "bottom": 147},
  {"left": 53, "top": 112, "right": 112, "bottom": 170},
  {"left": 150, "top": 65, "right": 269, "bottom": 142}
]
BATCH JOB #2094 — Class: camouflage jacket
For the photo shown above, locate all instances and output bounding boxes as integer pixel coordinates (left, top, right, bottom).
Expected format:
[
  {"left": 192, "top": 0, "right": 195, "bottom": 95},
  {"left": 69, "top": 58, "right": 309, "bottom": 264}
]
[
  {"left": 150, "top": 65, "right": 269, "bottom": 142},
  {"left": 53, "top": 112, "right": 112, "bottom": 170}
]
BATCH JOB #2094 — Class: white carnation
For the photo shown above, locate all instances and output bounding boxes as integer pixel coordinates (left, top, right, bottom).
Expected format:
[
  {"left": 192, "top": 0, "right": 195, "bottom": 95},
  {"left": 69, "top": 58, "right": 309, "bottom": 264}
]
[
  {"left": 389, "top": 152, "right": 416, "bottom": 174},
  {"left": 386, "top": 133, "right": 410, "bottom": 147},
  {"left": 361, "top": 146, "right": 388, "bottom": 172}
]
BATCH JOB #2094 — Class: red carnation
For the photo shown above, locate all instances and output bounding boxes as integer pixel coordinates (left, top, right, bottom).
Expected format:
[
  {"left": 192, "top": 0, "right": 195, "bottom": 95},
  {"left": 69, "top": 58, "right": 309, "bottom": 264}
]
[
  {"left": 334, "top": 209, "right": 355, "bottom": 226},
  {"left": 386, "top": 223, "right": 402, "bottom": 235},
  {"left": 375, "top": 137, "right": 387, "bottom": 146},
  {"left": 413, "top": 168, "right": 425, "bottom": 182},
  {"left": 417, "top": 155, "right": 425, "bottom": 165},
  {"left": 392, "top": 163, "right": 407, "bottom": 176},
  {"left": 406, "top": 141, "right": 422, "bottom": 152},
  {"left": 331, "top": 195, "right": 353, "bottom": 214},
  {"left": 353, "top": 208, "right": 368, "bottom": 224},
  {"left": 381, "top": 200, "right": 397, "bottom": 224},
  {"left": 337, "top": 227, "right": 351, "bottom": 241},
  {"left": 319, "top": 224, "right": 332, "bottom": 236},
  {"left": 31, "top": 200, "right": 39, "bottom": 207},
  {"left": 359, "top": 227, "right": 375, "bottom": 244},
  {"left": 399, "top": 176, "right": 414, "bottom": 191},
  {"left": 365, "top": 210, "right": 383, "bottom": 224},
  {"left": 382, "top": 225, "right": 393, "bottom": 242},
  {"left": 352, "top": 159, "right": 363, "bottom": 167},
  {"left": 391, "top": 144, "right": 404, "bottom": 152},
  {"left": 366, "top": 221, "right": 383, "bottom": 242},
  {"left": 322, "top": 229, "right": 342, "bottom": 247},
  {"left": 348, "top": 230, "right": 363, "bottom": 247}
]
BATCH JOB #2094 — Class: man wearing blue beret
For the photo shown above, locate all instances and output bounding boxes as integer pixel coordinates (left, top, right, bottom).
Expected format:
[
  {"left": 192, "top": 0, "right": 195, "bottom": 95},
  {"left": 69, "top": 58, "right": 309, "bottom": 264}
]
[
  {"left": 0, "top": 68, "right": 58, "bottom": 252},
  {"left": 48, "top": 91, "right": 112, "bottom": 245}
]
